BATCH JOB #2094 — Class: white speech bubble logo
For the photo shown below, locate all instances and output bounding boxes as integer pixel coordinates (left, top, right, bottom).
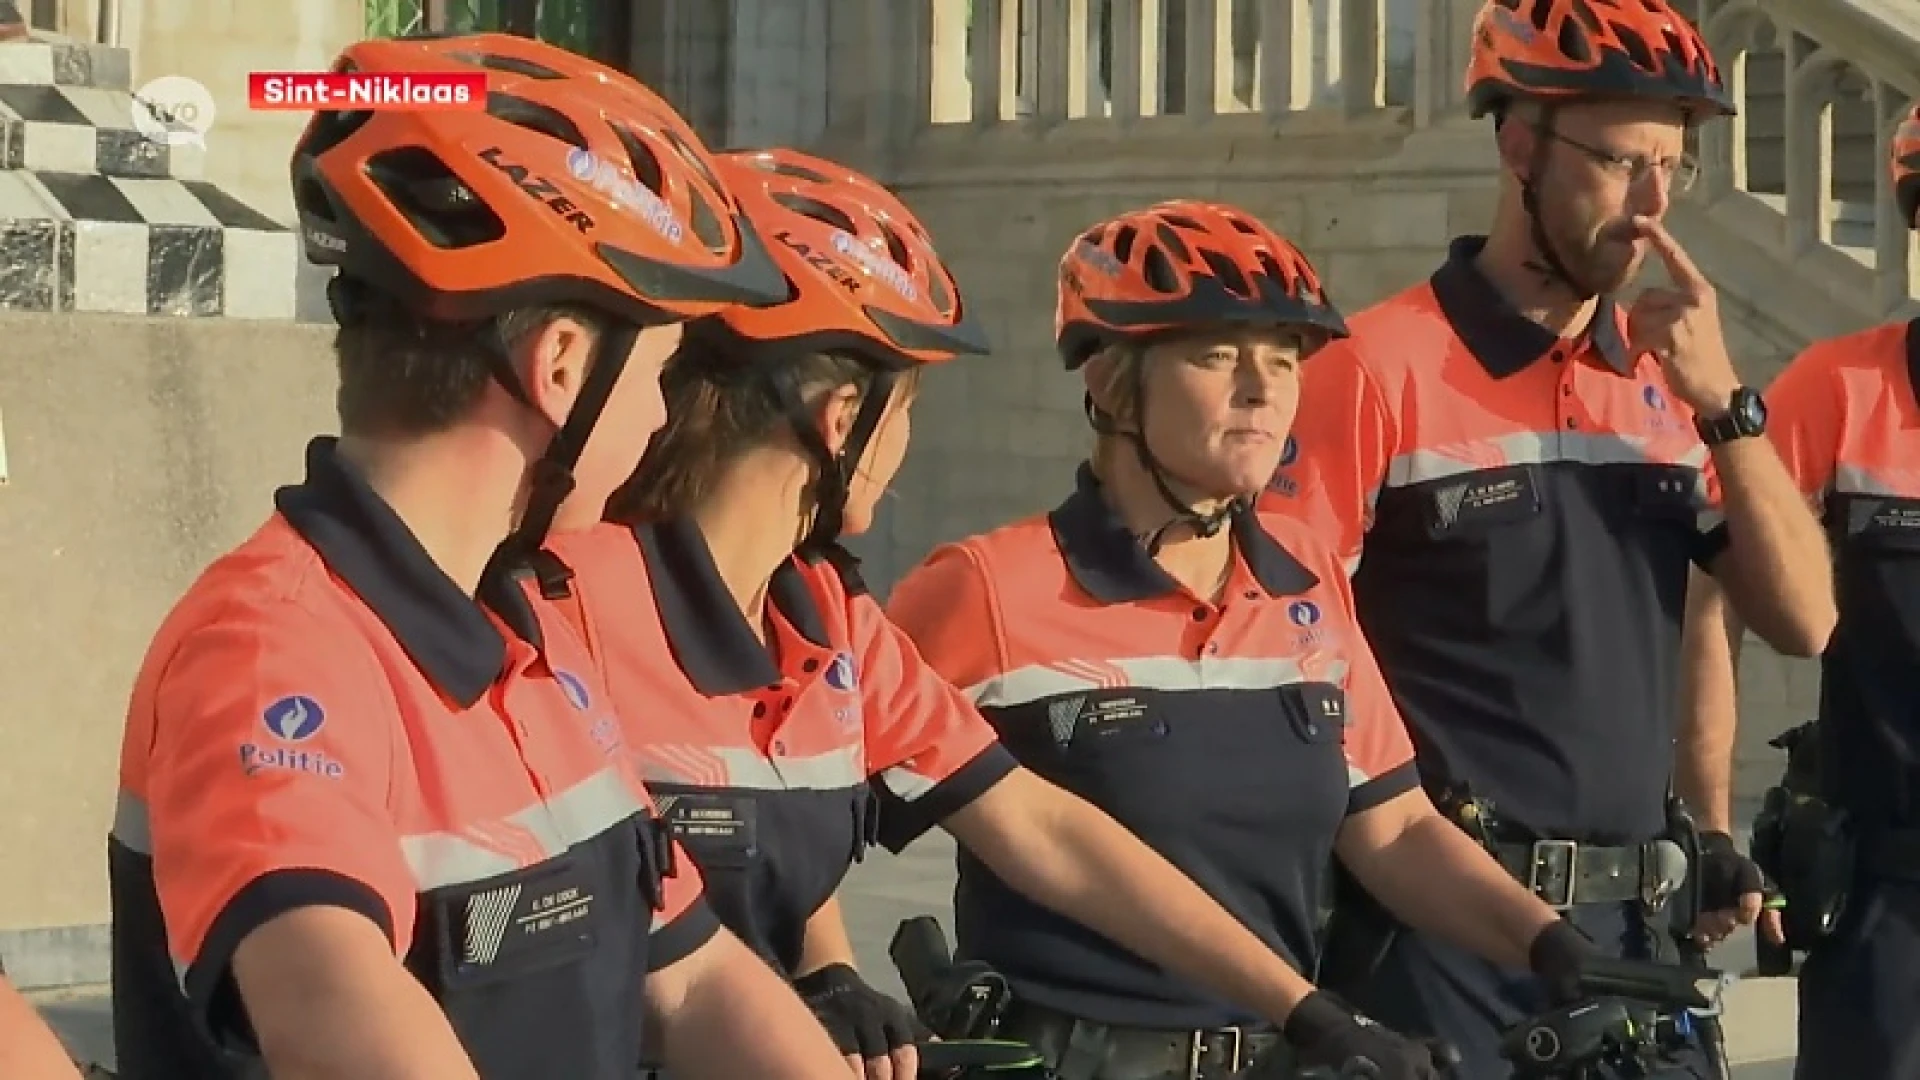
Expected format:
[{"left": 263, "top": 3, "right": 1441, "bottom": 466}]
[{"left": 130, "top": 75, "right": 217, "bottom": 151}]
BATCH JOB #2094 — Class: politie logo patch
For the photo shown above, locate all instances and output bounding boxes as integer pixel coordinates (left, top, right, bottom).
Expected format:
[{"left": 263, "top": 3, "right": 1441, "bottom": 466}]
[
  {"left": 825, "top": 652, "right": 858, "bottom": 692},
  {"left": 264, "top": 695, "right": 325, "bottom": 741},
  {"left": 241, "top": 695, "right": 344, "bottom": 779}
]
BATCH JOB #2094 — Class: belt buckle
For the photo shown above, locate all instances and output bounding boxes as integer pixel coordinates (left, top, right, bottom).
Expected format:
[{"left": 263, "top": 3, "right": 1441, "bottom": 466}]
[
  {"left": 1188, "top": 1027, "right": 1244, "bottom": 1078},
  {"left": 1529, "top": 838, "right": 1579, "bottom": 909}
]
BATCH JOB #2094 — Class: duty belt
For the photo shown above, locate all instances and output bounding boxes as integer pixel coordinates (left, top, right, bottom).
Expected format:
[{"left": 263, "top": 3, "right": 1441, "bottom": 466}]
[
  {"left": 999, "top": 999, "right": 1281, "bottom": 1080},
  {"left": 1489, "top": 838, "right": 1673, "bottom": 909}
]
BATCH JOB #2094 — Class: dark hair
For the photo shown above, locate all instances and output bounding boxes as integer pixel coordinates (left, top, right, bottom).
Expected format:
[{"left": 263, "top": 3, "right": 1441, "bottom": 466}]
[
  {"left": 332, "top": 289, "right": 604, "bottom": 438},
  {"left": 606, "top": 328, "right": 881, "bottom": 523}
]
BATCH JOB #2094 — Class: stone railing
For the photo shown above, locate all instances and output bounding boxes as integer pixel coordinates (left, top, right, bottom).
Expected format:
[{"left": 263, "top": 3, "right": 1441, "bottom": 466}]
[{"left": 841, "top": 0, "right": 1918, "bottom": 316}]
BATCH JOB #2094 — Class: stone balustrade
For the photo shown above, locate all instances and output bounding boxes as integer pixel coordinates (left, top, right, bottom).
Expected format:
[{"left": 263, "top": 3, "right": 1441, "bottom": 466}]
[{"left": 847, "top": 0, "right": 1917, "bottom": 313}]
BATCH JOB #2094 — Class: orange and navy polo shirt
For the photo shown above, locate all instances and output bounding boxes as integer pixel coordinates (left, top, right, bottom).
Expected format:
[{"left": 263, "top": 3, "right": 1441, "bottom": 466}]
[
  {"left": 1763, "top": 318, "right": 1920, "bottom": 825},
  {"left": 886, "top": 464, "right": 1419, "bottom": 1030},
  {"left": 545, "top": 520, "right": 1017, "bottom": 976},
  {"left": 1262, "top": 235, "right": 1726, "bottom": 847},
  {"left": 109, "top": 438, "right": 715, "bottom": 1080}
]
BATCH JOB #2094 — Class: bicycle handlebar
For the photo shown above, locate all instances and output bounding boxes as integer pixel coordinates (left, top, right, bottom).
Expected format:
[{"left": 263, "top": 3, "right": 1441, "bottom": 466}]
[{"left": 1501, "top": 956, "right": 1733, "bottom": 1079}]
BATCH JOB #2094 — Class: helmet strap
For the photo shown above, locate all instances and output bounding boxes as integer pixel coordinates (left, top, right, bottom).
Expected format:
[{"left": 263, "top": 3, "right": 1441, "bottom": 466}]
[
  {"left": 481, "top": 322, "right": 639, "bottom": 603},
  {"left": 771, "top": 363, "right": 899, "bottom": 557},
  {"left": 1086, "top": 361, "right": 1246, "bottom": 557},
  {"left": 1518, "top": 107, "right": 1603, "bottom": 302}
]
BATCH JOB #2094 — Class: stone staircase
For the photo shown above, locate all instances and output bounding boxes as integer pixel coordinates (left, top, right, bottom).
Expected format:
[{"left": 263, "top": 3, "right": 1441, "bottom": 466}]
[{"left": 0, "top": 30, "right": 297, "bottom": 318}]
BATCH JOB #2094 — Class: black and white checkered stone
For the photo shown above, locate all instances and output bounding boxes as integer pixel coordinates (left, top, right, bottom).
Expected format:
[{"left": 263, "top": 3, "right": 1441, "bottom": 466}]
[
  {"left": 0, "top": 169, "right": 298, "bottom": 318},
  {"left": 0, "top": 35, "right": 299, "bottom": 318},
  {"left": 0, "top": 82, "right": 174, "bottom": 178}
]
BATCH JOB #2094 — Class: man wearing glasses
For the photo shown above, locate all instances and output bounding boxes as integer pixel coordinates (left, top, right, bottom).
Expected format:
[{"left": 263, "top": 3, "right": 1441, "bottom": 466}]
[{"left": 1262, "top": 2, "right": 1834, "bottom": 1076}]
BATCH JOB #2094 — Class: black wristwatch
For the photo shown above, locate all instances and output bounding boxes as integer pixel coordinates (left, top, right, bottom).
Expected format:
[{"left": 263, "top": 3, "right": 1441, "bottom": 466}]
[{"left": 1693, "top": 386, "right": 1767, "bottom": 446}]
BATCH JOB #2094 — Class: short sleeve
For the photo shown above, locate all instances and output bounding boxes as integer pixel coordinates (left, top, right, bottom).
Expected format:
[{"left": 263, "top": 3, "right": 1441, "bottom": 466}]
[
  {"left": 142, "top": 614, "right": 414, "bottom": 1023},
  {"left": 1261, "top": 337, "right": 1399, "bottom": 575},
  {"left": 1339, "top": 622, "right": 1421, "bottom": 815},
  {"left": 645, "top": 837, "right": 719, "bottom": 971},
  {"left": 1762, "top": 344, "right": 1846, "bottom": 505},
  {"left": 851, "top": 590, "right": 1017, "bottom": 852},
  {"left": 884, "top": 542, "right": 1008, "bottom": 696}
]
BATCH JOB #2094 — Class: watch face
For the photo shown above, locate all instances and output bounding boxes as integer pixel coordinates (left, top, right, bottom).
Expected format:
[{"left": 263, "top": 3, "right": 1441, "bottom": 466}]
[{"left": 1736, "top": 389, "right": 1768, "bottom": 430}]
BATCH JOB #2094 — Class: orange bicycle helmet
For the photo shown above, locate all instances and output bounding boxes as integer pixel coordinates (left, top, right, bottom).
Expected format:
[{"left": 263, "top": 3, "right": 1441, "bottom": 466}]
[
  {"left": 1055, "top": 200, "right": 1347, "bottom": 370},
  {"left": 710, "top": 148, "right": 989, "bottom": 367},
  {"left": 1465, "top": 0, "right": 1733, "bottom": 120},
  {"left": 290, "top": 32, "right": 783, "bottom": 326},
  {"left": 1894, "top": 105, "right": 1920, "bottom": 229}
]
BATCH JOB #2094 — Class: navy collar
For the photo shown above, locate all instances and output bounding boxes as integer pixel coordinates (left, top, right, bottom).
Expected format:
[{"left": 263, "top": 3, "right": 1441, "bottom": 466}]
[
  {"left": 1430, "top": 235, "right": 1634, "bottom": 379},
  {"left": 635, "top": 518, "right": 833, "bottom": 696},
  {"left": 1047, "top": 463, "right": 1318, "bottom": 604},
  {"left": 274, "top": 436, "right": 534, "bottom": 709}
]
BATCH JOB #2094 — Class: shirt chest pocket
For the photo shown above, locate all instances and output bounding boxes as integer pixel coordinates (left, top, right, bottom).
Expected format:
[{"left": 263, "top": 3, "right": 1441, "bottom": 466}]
[
  {"left": 662, "top": 791, "right": 760, "bottom": 869},
  {"left": 1629, "top": 464, "right": 1705, "bottom": 525},
  {"left": 1425, "top": 464, "right": 1544, "bottom": 541},
  {"left": 1276, "top": 682, "right": 1348, "bottom": 747},
  {"left": 417, "top": 852, "right": 605, "bottom": 992},
  {"left": 1836, "top": 495, "right": 1920, "bottom": 557}
]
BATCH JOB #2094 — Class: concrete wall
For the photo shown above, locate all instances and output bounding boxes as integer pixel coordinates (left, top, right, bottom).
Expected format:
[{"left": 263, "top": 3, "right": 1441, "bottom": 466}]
[{"left": 0, "top": 312, "right": 336, "bottom": 980}]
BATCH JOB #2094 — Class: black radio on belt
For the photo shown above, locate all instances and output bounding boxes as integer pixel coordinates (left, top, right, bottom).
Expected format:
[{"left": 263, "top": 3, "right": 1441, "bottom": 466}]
[
  {"left": 889, "top": 916, "right": 1013, "bottom": 1041},
  {"left": 1748, "top": 720, "right": 1854, "bottom": 970}
]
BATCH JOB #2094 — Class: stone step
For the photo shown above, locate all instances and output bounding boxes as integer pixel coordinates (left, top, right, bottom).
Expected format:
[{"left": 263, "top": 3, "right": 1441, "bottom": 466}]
[
  {"left": 0, "top": 170, "right": 297, "bottom": 318},
  {"left": 0, "top": 82, "right": 183, "bottom": 179},
  {"left": 0, "top": 38, "right": 131, "bottom": 92}
]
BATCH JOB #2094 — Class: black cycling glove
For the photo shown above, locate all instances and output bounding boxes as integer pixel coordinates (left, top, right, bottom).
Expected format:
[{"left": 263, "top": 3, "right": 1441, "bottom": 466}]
[
  {"left": 1696, "top": 830, "right": 1768, "bottom": 912},
  {"left": 1268, "top": 990, "right": 1455, "bottom": 1080},
  {"left": 1528, "top": 917, "right": 1601, "bottom": 1006},
  {"left": 793, "top": 962, "right": 930, "bottom": 1061}
]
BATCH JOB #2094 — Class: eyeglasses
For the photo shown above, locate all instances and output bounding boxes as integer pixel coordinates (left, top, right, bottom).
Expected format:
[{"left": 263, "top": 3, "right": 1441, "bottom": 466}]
[{"left": 1541, "top": 127, "right": 1702, "bottom": 195}]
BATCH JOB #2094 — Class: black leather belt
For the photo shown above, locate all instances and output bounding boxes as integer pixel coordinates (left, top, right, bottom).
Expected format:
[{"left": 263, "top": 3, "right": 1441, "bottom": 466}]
[
  {"left": 999, "top": 1000, "right": 1280, "bottom": 1080},
  {"left": 1490, "top": 837, "right": 1669, "bottom": 908}
]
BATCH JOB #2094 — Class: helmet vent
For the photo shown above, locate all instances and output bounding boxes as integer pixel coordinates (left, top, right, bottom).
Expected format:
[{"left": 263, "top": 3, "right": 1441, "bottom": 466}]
[
  {"left": 880, "top": 224, "right": 914, "bottom": 273},
  {"left": 1526, "top": 0, "right": 1552, "bottom": 33},
  {"left": 1614, "top": 25, "right": 1657, "bottom": 72},
  {"left": 1155, "top": 222, "right": 1191, "bottom": 263},
  {"left": 364, "top": 146, "right": 505, "bottom": 249},
  {"left": 767, "top": 158, "right": 833, "bottom": 184},
  {"left": 1142, "top": 243, "right": 1179, "bottom": 294},
  {"left": 1158, "top": 212, "right": 1203, "bottom": 231},
  {"left": 1558, "top": 17, "right": 1593, "bottom": 64},
  {"left": 1569, "top": 0, "right": 1604, "bottom": 35},
  {"left": 611, "top": 122, "right": 668, "bottom": 199},
  {"left": 485, "top": 92, "right": 587, "bottom": 149},
  {"left": 446, "top": 51, "right": 567, "bottom": 80},
  {"left": 300, "top": 108, "right": 374, "bottom": 165},
  {"left": 659, "top": 125, "right": 732, "bottom": 254},
  {"left": 773, "top": 192, "right": 859, "bottom": 236},
  {"left": 1112, "top": 225, "right": 1139, "bottom": 263},
  {"left": 1201, "top": 248, "right": 1251, "bottom": 298},
  {"left": 927, "top": 270, "right": 955, "bottom": 317}
]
